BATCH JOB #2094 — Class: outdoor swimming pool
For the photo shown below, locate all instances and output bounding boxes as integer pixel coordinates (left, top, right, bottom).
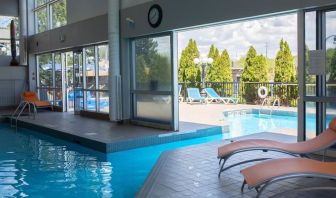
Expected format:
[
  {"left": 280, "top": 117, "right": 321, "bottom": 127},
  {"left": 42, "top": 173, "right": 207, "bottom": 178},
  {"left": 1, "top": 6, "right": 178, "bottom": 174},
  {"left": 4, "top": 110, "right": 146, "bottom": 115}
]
[{"left": 225, "top": 111, "right": 332, "bottom": 139}]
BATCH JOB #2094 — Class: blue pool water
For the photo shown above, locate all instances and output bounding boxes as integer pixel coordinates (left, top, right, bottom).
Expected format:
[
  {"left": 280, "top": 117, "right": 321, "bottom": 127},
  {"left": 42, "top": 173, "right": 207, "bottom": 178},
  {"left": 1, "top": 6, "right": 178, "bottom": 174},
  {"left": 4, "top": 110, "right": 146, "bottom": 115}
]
[
  {"left": 0, "top": 124, "right": 224, "bottom": 198},
  {"left": 225, "top": 112, "right": 331, "bottom": 138},
  {"left": 0, "top": 112, "right": 324, "bottom": 197}
]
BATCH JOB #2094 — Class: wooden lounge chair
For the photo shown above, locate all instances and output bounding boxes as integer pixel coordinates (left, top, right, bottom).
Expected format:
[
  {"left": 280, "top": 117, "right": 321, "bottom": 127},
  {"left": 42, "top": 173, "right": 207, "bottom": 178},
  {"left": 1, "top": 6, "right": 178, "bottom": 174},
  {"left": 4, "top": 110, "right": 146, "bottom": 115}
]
[
  {"left": 240, "top": 158, "right": 336, "bottom": 198},
  {"left": 22, "top": 91, "right": 53, "bottom": 111},
  {"left": 217, "top": 117, "right": 336, "bottom": 177}
]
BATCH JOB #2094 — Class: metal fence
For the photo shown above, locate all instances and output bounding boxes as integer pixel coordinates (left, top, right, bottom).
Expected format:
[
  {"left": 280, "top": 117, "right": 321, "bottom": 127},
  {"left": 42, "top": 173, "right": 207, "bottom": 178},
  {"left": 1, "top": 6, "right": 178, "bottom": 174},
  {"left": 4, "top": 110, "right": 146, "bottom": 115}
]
[{"left": 179, "top": 82, "right": 299, "bottom": 106}]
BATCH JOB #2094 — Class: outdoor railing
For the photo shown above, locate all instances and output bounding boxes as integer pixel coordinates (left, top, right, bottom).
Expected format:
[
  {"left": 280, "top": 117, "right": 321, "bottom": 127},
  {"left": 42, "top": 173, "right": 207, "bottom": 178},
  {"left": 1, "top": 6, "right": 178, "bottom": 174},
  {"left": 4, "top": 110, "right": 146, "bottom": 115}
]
[{"left": 179, "top": 82, "right": 299, "bottom": 106}]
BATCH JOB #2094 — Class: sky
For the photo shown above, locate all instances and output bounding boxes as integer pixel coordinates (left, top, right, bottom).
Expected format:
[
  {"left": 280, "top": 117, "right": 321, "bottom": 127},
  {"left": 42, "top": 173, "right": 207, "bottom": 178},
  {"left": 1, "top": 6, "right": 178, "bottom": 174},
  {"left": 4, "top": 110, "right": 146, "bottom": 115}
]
[{"left": 177, "top": 13, "right": 298, "bottom": 61}]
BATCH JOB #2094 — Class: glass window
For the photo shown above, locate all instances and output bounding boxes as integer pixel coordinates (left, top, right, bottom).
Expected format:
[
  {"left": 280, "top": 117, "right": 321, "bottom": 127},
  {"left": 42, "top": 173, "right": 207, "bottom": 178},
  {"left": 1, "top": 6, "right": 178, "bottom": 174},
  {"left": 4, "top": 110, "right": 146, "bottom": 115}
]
[
  {"left": 85, "top": 47, "right": 96, "bottom": 89},
  {"left": 304, "top": 11, "right": 317, "bottom": 96},
  {"left": 134, "top": 36, "right": 172, "bottom": 91},
  {"left": 35, "top": 0, "right": 48, "bottom": 7},
  {"left": 0, "top": 16, "right": 20, "bottom": 56},
  {"left": 36, "top": 7, "right": 48, "bottom": 33},
  {"left": 326, "top": 11, "right": 336, "bottom": 97},
  {"left": 134, "top": 94, "right": 172, "bottom": 123},
  {"left": 54, "top": 53, "right": 63, "bottom": 107},
  {"left": 133, "top": 35, "right": 172, "bottom": 123},
  {"left": 38, "top": 54, "right": 53, "bottom": 87},
  {"left": 305, "top": 102, "right": 316, "bottom": 139},
  {"left": 98, "top": 91, "right": 109, "bottom": 113},
  {"left": 50, "top": 0, "right": 67, "bottom": 29},
  {"left": 98, "top": 45, "right": 109, "bottom": 90}
]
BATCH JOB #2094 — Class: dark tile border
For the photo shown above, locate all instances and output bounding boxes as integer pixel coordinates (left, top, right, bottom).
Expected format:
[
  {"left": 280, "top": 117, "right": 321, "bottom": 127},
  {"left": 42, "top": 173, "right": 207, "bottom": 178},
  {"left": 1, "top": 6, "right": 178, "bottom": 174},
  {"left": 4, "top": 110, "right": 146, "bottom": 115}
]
[
  {"left": 136, "top": 151, "right": 170, "bottom": 198},
  {"left": 4, "top": 117, "right": 223, "bottom": 153}
]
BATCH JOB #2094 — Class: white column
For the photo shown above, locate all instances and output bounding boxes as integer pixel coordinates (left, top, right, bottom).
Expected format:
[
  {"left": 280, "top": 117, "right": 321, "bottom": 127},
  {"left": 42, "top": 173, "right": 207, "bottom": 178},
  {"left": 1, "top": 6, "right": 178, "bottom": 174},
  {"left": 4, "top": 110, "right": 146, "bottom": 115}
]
[
  {"left": 19, "top": 0, "right": 28, "bottom": 65},
  {"left": 108, "top": 0, "right": 122, "bottom": 121}
]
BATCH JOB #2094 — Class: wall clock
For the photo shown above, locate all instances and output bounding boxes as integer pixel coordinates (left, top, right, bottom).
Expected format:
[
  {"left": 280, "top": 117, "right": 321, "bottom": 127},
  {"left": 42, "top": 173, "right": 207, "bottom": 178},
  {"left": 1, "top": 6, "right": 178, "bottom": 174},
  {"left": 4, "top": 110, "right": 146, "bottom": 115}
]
[{"left": 148, "top": 4, "right": 162, "bottom": 28}]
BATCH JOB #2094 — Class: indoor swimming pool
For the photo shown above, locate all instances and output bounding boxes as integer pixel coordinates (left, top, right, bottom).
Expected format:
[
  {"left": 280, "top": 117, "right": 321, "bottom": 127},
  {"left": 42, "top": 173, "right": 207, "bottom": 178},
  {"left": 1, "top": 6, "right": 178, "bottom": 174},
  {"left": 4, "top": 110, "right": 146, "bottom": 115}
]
[{"left": 0, "top": 111, "right": 326, "bottom": 197}]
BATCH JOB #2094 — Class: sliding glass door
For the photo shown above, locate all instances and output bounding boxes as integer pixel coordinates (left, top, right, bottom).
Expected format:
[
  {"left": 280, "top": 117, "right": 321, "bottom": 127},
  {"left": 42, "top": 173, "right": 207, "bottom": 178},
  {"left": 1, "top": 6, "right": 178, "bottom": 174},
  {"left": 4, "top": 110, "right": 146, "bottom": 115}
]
[
  {"left": 302, "top": 8, "right": 336, "bottom": 140},
  {"left": 131, "top": 33, "right": 178, "bottom": 130}
]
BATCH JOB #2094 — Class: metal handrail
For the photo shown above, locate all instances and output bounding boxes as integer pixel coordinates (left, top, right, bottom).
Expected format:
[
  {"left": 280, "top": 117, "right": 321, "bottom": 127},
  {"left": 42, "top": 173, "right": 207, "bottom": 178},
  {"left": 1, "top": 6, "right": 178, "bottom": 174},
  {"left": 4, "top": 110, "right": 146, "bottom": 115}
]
[{"left": 10, "top": 101, "right": 36, "bottom": 130}]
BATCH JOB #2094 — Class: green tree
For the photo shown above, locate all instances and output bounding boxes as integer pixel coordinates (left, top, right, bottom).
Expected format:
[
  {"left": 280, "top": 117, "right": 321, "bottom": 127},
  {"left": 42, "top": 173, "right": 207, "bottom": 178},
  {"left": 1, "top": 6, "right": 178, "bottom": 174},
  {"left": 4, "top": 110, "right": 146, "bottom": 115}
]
[
  {"left": 327, "top": 48, "right": 336, "bottom": 82},
  {"left": 135, "top": 38, "right": 171, "bottom": 90},
  {"left": 178, "top": 39, "right": 200, "bottom": 83},
  {"left": 274, "top": 40, "right": 297, "bottom": 106},
  {"left": 241, "top": 47, "right": 268, "bottom": 82},
  {"left": 51, "top": 0, "right": 67, "bottom": 28},
  {"left": 207, "top": 44, "right": 220, "bottom": 60},
  {"left": 207, "top": 49, "right": 232, "bottom": 82},
  {"left": 241, "top": 47, "right": 268, "bottom": 104},
  {"left": 274, "top": 39, "right": 296, "bottom": 82}
]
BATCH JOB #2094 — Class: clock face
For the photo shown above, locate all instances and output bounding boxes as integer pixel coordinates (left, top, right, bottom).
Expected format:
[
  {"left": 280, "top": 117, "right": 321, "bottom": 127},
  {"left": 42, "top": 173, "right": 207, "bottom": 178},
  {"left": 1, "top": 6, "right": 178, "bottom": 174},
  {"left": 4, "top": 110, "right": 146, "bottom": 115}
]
[{"left": 148, "top": 4, "right": 162, "bottom": 28}]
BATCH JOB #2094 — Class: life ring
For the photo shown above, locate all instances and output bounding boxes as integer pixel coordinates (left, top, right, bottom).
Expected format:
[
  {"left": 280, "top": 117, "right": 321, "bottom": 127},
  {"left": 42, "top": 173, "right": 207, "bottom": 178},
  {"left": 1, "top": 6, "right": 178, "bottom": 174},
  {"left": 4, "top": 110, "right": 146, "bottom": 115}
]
[{"left": 258, "top": 86, "right": 268, "bottom": 99}]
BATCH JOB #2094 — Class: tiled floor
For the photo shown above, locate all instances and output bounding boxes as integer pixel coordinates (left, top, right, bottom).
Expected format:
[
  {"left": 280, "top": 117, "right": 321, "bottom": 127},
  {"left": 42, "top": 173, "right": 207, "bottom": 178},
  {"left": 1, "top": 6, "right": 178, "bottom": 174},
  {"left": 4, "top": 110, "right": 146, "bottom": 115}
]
[
  {"left": 138, "top": 132, "right": 336, "bottom": 198},
  {"left": 12, "top": 112, "right": 221, "bottom": 152}
]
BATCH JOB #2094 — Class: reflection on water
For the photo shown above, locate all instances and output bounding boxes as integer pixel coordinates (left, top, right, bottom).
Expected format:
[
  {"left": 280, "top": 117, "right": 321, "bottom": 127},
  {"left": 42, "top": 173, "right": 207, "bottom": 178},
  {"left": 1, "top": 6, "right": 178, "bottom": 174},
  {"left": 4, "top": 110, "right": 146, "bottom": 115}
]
[
  {"left": 0, "top": 124, "right": 225, "bottom": 197},
  {"left": 0, "top": 124, "right": 113, "bottom": 197}
]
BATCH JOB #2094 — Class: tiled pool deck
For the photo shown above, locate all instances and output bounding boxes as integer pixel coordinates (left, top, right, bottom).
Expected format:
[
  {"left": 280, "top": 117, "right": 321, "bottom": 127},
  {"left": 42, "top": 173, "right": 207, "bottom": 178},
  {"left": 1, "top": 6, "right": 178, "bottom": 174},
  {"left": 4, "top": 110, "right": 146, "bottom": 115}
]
[
  {"left": 138, "top": 132, "right": 336, "bottom": 198},
  {"left": 9, "top": 112, "right": 222, "bottom": 153}
]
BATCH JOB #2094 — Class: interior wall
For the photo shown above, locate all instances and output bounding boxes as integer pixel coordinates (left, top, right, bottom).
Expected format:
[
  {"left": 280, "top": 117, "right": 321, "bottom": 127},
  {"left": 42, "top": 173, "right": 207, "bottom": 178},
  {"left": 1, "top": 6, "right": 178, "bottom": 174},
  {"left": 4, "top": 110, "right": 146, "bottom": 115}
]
[
  {"left": 67, "top": 0, "right": 108, "bottom": 24},
  {"left": 121, "top": 0, "right": 152, "bottom": 9},
  {"left": 120, "top": 0, "right": 336, "bottom": 38},
  {"left": 28, "top": 14, "right": 108, "bottom": 54}
]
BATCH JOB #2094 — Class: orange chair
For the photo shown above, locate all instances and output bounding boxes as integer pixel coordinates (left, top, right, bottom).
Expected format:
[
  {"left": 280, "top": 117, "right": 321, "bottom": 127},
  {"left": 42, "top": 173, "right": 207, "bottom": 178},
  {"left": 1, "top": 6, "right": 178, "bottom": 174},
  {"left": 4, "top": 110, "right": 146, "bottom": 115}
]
[{"left": 22, "top": 91, "right": 53, "bottom": 111}]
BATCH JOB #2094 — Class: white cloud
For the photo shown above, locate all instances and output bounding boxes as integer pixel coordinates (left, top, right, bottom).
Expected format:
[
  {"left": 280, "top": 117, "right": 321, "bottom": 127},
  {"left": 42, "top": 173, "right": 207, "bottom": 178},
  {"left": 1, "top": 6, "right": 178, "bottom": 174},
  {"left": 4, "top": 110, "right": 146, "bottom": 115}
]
[{"left": 178, "top": 13, "right": 298, "bottom": 60}]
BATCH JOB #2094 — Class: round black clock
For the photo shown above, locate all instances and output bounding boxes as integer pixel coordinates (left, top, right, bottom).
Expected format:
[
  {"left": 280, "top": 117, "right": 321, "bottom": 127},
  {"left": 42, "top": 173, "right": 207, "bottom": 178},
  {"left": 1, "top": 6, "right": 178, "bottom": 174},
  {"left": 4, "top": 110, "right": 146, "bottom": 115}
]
[{"left": 148, "top": 4, "right": 162, "bottom": 28}]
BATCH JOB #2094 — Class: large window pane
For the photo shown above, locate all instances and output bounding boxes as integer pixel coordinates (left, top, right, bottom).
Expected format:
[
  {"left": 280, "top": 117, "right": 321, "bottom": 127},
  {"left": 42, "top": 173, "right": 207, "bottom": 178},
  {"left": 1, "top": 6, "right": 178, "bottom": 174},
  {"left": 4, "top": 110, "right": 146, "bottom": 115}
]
[
  {"left": 54, "top": 53, "right": 62, "bottom": 107},
  {"left": 85, "top": 47, "right": 96, "bottom": 89},
  {"left": 134, "top": 36, "right": 172, "bottom": 91},
  {"left": 305, "top": 102, "right": 316, "bottom": 139},
  {"left": 0, "top": 16, "right": 20, "bottom": 56},
  {"left": 134, "top": 94, "right": 172, "bottom": 123},
  {"left": 326, "top": 11, "right": 336, "bottom": 97},
  {"left": 38, "top": 54, "right": 53, "bottom": 87},
  {"left": 304, "top": 11, "right": 316, "bottom": 96},
  {"left": 36, "top": 7, "right": 48, "bottom": 33},
  {"left": 326, "top": 102, "right": 336, "bottom": 129},
  {"left": 50, "top": 0, "right": 67, "bottom": 29},
  {"left": 35, "top": 0, "right": 47, "bottom": 7},
  {"left": 85, "top": 90, "right": 96, "bottom": 111},
  {"left": 98, "top": 45, "right": 109, "bottom": 90},
  {"left": 98, "top": 91, "right": 109, "bottom": 113}
]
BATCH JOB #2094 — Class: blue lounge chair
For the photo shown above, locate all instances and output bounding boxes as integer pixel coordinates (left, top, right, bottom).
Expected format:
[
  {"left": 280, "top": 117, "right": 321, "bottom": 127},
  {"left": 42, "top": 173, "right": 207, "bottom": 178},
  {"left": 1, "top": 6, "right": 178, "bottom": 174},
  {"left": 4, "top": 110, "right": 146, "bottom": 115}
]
[
  {"left": 204, "top": 88, "right": 226, "bottom": 103},
  {"left": 186, "top": 88, "right": 206, "bottom": 104},
  {"left": 204, "top": 88, "right": 238, "bottom": 104}
]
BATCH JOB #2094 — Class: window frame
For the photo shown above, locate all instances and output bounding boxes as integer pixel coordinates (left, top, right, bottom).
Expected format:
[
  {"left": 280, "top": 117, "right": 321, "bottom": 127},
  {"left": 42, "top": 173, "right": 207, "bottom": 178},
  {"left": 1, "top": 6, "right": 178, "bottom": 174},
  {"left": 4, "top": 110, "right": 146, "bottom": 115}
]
[{"left": 33, "top": 0, "right": 67, "bottom": 33}]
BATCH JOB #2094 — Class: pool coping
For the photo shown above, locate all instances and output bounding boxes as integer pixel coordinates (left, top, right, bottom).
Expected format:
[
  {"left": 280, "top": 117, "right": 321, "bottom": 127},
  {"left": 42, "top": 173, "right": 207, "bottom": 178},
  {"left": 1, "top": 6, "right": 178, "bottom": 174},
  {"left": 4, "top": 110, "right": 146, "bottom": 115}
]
[{"left": 5, "top": 117, "right": 223, "bottom": 153}]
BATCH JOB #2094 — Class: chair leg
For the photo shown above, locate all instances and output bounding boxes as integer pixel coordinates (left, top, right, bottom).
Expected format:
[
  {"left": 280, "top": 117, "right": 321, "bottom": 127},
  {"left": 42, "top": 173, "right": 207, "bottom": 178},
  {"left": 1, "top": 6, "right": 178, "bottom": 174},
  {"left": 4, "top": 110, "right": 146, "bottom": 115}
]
[{"left": 241, "top": 180, "right": 247, "bottom": 192}]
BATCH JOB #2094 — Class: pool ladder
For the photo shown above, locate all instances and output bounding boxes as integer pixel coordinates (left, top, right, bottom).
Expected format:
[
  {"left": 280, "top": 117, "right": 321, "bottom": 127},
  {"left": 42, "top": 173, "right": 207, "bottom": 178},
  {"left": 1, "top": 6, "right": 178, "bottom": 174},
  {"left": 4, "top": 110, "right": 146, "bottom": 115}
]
[
  {"left": 10, "top": 101, "right": 37, "bottom": 130},
  {"left": 259, "top": 98, "right": 280, "bottom": 115}
]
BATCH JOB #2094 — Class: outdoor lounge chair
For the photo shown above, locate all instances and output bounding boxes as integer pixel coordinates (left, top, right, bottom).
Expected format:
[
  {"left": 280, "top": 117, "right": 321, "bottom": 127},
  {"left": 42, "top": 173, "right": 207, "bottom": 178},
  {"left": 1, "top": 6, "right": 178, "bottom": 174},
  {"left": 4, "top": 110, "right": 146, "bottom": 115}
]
[
  {"left": 240, "top": 158, "right": 336, "bottom": 198},
  {"left": 204, "top": 88, "right": 238, "bottom": 104},
  {"left": 204, "top": 88, "right": 226, "bottom": 103},
  {"left": 178, "top": 85, "right": 184, "bottom": 102},
  {"left": 186, "top": 88, "right": 206, "bottom": 104},
  {"left": 217, "top": 117, "right": 336, "bottom": 177},
  {"left": 22, "top": 91, "right": 53, "bottom": 111}
]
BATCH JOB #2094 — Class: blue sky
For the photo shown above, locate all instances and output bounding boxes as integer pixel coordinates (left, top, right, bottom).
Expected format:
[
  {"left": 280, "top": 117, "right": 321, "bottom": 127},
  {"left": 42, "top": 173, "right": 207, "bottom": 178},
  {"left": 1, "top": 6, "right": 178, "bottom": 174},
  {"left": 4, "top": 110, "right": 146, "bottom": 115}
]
[{"left": 178, "top": 13, "right": 298, "bottom": 60}]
